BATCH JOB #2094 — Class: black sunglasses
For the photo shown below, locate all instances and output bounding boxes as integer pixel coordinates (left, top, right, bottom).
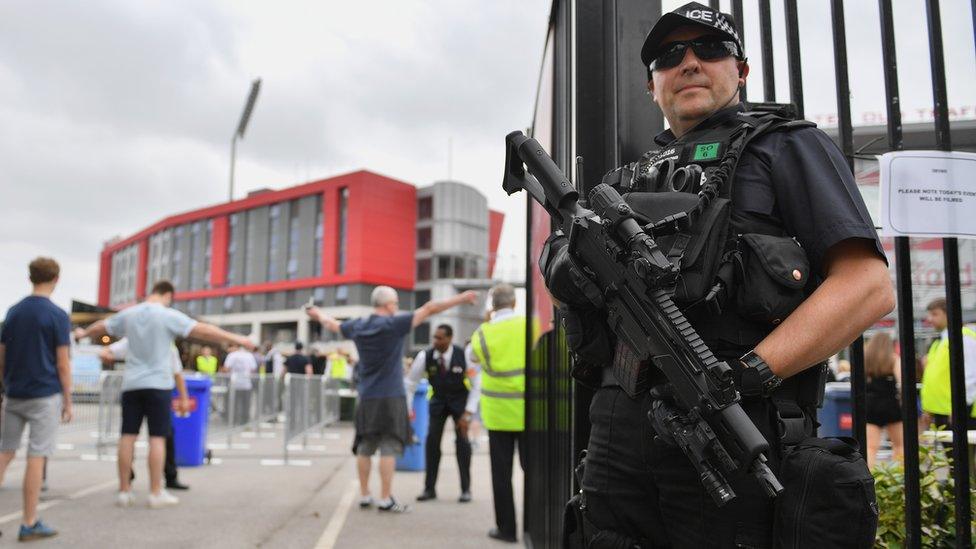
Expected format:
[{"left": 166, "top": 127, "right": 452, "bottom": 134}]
[{"left": 649, "top": 39, "right": 740, "bottom": 71}]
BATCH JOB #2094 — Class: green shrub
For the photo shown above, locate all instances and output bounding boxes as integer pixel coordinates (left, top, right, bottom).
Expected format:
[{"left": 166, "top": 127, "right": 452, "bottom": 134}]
[{"left": 872, "top": 444, "right": 976, "bottom": 548}]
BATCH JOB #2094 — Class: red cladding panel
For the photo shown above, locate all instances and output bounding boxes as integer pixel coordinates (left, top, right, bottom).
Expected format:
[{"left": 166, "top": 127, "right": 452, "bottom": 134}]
[
  {"left": 210, "top": 216, "right": 229, "bottom": 288},
  {"left": 488, "top": 210, "right": 505, "bottom": 277},
  {"left": 136, "top": 240, "right": 148, "bottom": 299},
  {"left": 98, "top": 250, "right": 112, "bottom": 307},
  {"left": 346, "top": 172, "right": 417, "bottom": 289}
]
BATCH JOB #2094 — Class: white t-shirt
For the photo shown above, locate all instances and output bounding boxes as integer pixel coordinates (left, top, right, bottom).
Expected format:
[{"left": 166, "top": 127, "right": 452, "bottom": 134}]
[
  {"left": 109, "top": 338, "right": 182, "bottom": 375},
  {"left": 224, "top": 349, "right": 258, "bottom": 390}
]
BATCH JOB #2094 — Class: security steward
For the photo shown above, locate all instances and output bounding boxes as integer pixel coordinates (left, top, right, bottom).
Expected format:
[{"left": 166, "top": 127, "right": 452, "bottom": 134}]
[
  {"left": 542, "top": 3, "right": 894, "bottom": 547},
  {"left": 407, "top": 324, "right": 478, "bottom": 503},
  {"left": 920, "top": 297, "right": 976, "bottom": 432},
  {"left": 195, "top": 345, "right": 217, "bottom": 377},
  {"left": 470, "top": 284, "right": 526, "bottom": 544}
]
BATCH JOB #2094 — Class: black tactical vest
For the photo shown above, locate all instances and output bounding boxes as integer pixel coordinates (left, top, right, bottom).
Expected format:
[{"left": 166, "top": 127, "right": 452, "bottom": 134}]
[
  {"left": 603, "top": 102, "right": 815, "bottom": 358},
  {"left": 425, "top": 345, "right": 468, "bottom": 400}
]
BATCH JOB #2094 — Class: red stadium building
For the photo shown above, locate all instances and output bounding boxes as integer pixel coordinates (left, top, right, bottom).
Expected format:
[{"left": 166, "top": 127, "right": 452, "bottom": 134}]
[{"left": 98, "top": 170, "right": 503, "bottom": 348}]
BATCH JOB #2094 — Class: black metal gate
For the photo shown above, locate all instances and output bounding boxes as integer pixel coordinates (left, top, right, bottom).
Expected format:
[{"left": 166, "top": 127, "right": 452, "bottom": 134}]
[{"left": 523, "top": 1, "right": 975, "bottom": 547}]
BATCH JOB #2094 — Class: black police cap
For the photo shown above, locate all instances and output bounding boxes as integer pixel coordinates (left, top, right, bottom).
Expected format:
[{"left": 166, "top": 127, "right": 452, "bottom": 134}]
[{"left": 640, "top": 2, "right": 744, "bottom": 68}]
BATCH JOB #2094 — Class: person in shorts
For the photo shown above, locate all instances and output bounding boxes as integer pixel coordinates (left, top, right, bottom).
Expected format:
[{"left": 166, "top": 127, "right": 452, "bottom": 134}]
[
  {"left": 306, "top": 286, "right": 477, "bottom": 513},
  {"left": 101, "top": 338, "right": 190, "bottom": 490},
  {"left": 0, "top": 257, "right": 72, "bottom": 541},
  {"left": 74, "top": 280, "right": 254, "bottom": 509}
]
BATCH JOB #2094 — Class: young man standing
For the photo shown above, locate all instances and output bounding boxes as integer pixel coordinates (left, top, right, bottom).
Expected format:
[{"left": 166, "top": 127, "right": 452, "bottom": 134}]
[
  {"left": 306, "top": 286, "right": 477, "bottom": 513},
  {"left": 74, "top": 280, "right": 254, "bottom": 508},
  {"left": 222, "top": 342, "right": 258, "bottom": 426},
  {"left": 0, "top": 257, "right": 72, "bottom": 541},
  {"left": 921, "top": 297, "right": 976, "bottom": 430}
]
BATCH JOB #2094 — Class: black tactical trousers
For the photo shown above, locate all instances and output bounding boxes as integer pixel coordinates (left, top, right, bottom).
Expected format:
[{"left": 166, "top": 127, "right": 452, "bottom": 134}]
[
  {"left": 424, "top": 398, "right": 471, "bottom": 493},
  {"left": 582, "top": 386, "right": 782, "bottom": 549}
]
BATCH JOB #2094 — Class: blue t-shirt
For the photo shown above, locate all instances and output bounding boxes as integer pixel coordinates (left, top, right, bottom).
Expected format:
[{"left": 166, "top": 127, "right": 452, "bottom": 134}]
[
  {"left": 1, "top": 295, "right": 70, "bottom": 398},
  {"left": 340, "top": 312, "right": 413, "bottom": 400},
  {"left": 105, "top": 302, "right": 197, "bottom": 392}
]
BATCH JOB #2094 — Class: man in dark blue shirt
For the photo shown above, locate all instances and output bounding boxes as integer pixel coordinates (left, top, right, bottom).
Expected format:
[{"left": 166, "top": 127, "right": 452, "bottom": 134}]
[
  {"left": 0, "top": 257, "right": 72, "bottom": 541},
  {"left": 307, "top": 285, "right": 476, "bottom": 513}
]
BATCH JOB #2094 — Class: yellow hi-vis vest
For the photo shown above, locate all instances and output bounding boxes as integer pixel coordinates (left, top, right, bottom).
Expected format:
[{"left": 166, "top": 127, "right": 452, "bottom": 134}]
[
  {"left": 329, "top": 353, "right": 348, "bottom": 380},
  {"left": 472, "top": 316, "right": 527, "bottom": 432},
  {"left": 921, "top": 327, "right": 976, "bottom": 418},
  {"left": 196, "top": 355, "right": 217, "bottom": 377}
]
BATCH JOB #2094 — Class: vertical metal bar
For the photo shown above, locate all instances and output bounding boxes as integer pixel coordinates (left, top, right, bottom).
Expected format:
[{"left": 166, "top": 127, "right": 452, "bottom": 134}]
[
  {"left": 227, "top": 375, "right": 235, "bottom": 447},
  {"left": 758, "top": 0, "right": 775, "bottom": 101},
  {"left": 849, "top": 337, "right": 867, "bottom": 448},
  {"left": 877, "top": 2, "right": 921, "bottom": 545},
  {"left": 924, "top": 2, "right": 972, "bottom": 545},
  {"left": 830, "top": 0, "right": 867, "bottom": 452},
  {"left": 283, "top": 374, "right": 290, "bottom": 464},
  {"left": 783, "top": 0, "right": 804, "bottom": 117},
  {"left": 731, "top": 0, "right": 747, "bottom": 102}
]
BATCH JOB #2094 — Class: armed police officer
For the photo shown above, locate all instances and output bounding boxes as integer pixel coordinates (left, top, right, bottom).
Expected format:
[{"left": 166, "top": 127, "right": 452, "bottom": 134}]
[{"left": 542, "top": 3, "right": 894, "bottom": 547}]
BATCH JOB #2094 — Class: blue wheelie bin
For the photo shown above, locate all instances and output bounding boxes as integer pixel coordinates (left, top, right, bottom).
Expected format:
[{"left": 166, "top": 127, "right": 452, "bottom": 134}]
[
  {"left": 172, "top": 374, "right": 212, "bottom": 467},
  {"left": 396, "top": 380, "right": 430, "bottom": 471},
  {"left": 818, "top": 382, "right": 853, "bottom": 437}
]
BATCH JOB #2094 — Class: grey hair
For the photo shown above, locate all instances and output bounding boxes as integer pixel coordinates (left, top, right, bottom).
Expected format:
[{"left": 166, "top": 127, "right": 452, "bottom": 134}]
[
  {"left": 490, "top": 283, "right": 516, "bottom": 310},
  {"left": 371, "top": 285, "right": 398, "bottom": 307}
]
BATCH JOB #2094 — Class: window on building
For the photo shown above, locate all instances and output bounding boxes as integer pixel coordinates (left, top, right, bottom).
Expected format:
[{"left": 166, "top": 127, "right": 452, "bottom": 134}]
[
  {"left": 437, "top": 256, "right": 452, "bottom": 279},
  {"left": 313, "top": 287, "right": 326, "bottom": 306},
  {"left": 336, "top": 284, "right": 349, "bottom": 306},
  {"left": 454, "top": 256, "right": 466, "bottom": 278},
  {"left": 415, "top": 289, "right": 430, "bottom": 308},
  {"left": 203, "top": 220, "right": 212, "bottom": 288},
  {"left": 286, "top": 200, "right": 300, "bottom": 280},
  {"left": 417, "top": 258, "right": 432, "bottom": 281},
  {"left": 313, "top": 195, "right": 324, "bottom": 277},
  {"left": 172, "top": 226, "right": 184, "bottom": 289},
  {"left": 337, "top": 188, "right": 349, "bottom": 274},
  {"left": 268, "top": 203, "right": 281, "bottom": 281},
  {"left": 417, "top": 227, "right": 432, "bottom": 250},
  {"left": 227, "top": 213, "right": 239, "bottom": 286},
  {"left": 223, "top": 296, "right": 236, "bottom": 313},
  {"left": 188, "top": 222, "right": 200, "bottom": 290},
  {"left": 418, "top": 196, "right": 433, "bottom": 220},
  {"left": 414, "top": 322, "right": 431, "bottom": 346}
]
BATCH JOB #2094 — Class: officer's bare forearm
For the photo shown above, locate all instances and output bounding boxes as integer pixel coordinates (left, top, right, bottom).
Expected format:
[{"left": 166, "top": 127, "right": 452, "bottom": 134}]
[
  {"left": 189, "top": 323, "right": 248, "bottom": 347},
  {"left": 413, "top": 291, "right": 476, "bottom": 328},
  {"left": 755, "top": 240, "right": 894, "bottom": 379},
  {"left": 77, "top": 320, "right": 108, "bottom": 341}
]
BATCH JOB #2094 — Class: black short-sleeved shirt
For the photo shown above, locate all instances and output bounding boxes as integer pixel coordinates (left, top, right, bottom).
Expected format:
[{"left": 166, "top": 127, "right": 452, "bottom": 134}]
[
  {"left": 285, "top": 353, "right": 309, "bottom": 375},
  {"left": 653, "top": 105, "right": 886, "bottom": 278}
]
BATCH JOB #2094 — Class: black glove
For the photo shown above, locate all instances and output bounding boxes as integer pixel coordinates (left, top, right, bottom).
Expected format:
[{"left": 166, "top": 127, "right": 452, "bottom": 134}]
[{"left": 540, "top": 232, "right": 615, "bottom": 381}]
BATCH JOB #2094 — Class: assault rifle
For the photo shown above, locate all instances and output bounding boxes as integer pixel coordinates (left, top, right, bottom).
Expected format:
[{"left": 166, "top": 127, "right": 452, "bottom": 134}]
[{"left": 503, "top": 130, "right": 782, "bottom": 506}]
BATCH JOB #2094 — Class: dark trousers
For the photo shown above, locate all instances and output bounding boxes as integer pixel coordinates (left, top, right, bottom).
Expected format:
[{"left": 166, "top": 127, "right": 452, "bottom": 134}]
[
  {"left": 165, "top": 431, "right": 178, "bottom": 483},
  {"left": 488, "top": 429, "right": 526, "bottom": 538},
  {"left": 424, "top": 400, "right": 471, "bottom": 493},
  {"left": 582, "top": 386, "right": 785, "bottom": 548}
]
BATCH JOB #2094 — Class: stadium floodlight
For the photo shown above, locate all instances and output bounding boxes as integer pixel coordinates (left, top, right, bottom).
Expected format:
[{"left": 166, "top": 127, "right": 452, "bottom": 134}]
[{"left": 229, "top": 78, "right": 262, "bottom": 201}]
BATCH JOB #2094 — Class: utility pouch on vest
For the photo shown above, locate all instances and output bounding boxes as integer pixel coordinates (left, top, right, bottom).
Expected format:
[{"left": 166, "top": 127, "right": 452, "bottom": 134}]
[
  {"left": 773, "top": 437, "right": 878, "bottom": 549},
  {"left": 735, "top": 234, "right": 810, "bottom": 325},
  {"left": 622, "top": 192, "right": 732, "bottom": 307}
]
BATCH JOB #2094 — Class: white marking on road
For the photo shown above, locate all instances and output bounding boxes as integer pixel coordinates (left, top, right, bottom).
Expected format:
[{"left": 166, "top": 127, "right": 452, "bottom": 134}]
[
  {"left": 259, "top": 459, "right": 312, "bottom": 467},
  {"left": 206, "top": 442, "right": 251, "bottom": 450},
  {"left": 80, "top": 454, "right": 118, "bottom": 462},
  {"left": 0, "top": 480, "right": 117, "bottom": 525},
  {"left": 56, "top": 443, "right": 75, "bottom": 450},
  {"left": 286, "top": 444, "right": 326, "bottom": 451},
  {"left": 314, "top": 480, "right": 358, "bottom": 549}
]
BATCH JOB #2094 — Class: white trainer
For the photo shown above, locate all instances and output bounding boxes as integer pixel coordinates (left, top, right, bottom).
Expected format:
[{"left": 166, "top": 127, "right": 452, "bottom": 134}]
[
  {"left": 116, "top": 491, "right": 135, "bottom": 508},
  {"left": 147, "top": 490, "right": 179, "bottom": 509}
]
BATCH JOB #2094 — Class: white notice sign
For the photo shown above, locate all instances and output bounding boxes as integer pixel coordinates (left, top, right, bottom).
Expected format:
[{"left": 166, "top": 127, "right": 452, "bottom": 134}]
[{"left": 878, "top": 150, "right": 976, "bottom": 239}]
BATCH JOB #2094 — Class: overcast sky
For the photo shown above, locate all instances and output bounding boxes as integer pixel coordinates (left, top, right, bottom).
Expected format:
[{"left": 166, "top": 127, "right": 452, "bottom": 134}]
[{"left": 1, "top": 0, "right": 974, "bottom": 317}]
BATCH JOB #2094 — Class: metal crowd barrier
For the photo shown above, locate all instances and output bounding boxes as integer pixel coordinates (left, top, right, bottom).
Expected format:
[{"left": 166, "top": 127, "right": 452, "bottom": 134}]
[
  {"left": 95, "top": 372, "right": 124, "bottom": 458},
  {"left": 282, "top": 374, "right": 341, "bottom": 463},
  {"left": 209, "top": 373, "right": 282, "bottom": 446}
]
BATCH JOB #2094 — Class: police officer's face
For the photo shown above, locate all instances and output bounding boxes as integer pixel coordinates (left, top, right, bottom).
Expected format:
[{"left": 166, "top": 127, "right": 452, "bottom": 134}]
[
  {"left": 648, "top": 26, "right": 747, "bottom": 136},
  {"left": 432, "top": 328, "right": 452, "bottom": 351},
  {"left": 925, "top": 307, "right": 947, "bottom": 331}
]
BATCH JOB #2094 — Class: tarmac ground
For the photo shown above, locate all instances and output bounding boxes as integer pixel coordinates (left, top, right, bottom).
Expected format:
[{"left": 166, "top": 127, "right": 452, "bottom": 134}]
[{"left": 0, "top": 414, "right": 523, "bottom": 548}]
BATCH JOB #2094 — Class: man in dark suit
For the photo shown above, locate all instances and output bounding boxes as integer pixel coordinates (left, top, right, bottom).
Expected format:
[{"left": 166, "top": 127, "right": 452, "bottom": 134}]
[{"left": 406, "top": 324, "right": 478, "bottom": 503}]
